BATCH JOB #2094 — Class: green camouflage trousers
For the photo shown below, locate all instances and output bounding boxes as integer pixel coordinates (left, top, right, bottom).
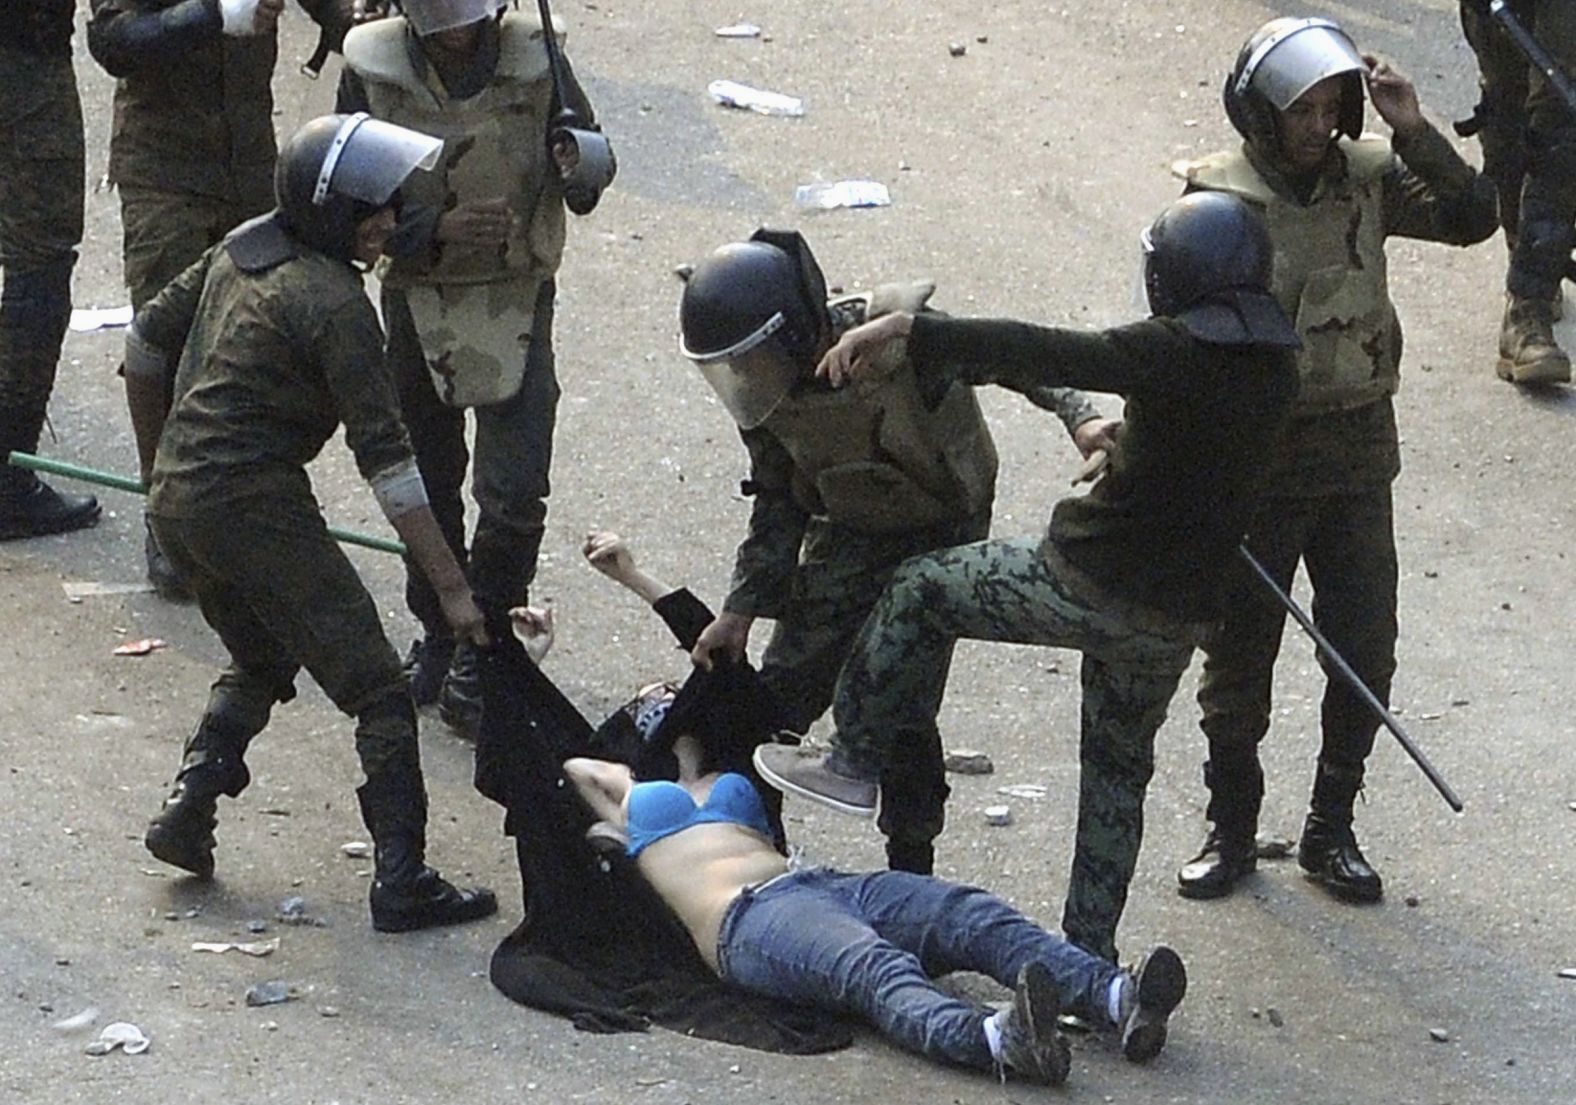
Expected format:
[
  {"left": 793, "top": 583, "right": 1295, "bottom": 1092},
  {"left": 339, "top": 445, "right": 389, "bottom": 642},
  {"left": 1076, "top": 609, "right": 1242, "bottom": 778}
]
[
  {"left": 149, "top": 492, "right": 414, "bottom": 779},
  {"left": 758, "top": 513, "right": 989, "bottom": 853},
  {"left": 119, "top": 185, "right": 268, "bottom": 310},
  {"left": 832, "top": 536, "right": 1195, "bottom": 961}
]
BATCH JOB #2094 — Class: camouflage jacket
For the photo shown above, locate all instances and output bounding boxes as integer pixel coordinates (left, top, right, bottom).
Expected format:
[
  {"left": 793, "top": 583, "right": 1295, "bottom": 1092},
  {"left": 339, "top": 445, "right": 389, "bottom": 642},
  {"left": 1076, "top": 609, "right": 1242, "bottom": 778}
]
[
  {"left": 723, "top": 296, "right": 1098, "bottom": 620},
  {"left": 138, "top": 240, "right": 413, "bottom": 517},
  {"left": 907, "top": 314, "right": 1299, "bottom": 626},
  {"left": 87, "top": 0, "right": 299, "bottom": 203}
]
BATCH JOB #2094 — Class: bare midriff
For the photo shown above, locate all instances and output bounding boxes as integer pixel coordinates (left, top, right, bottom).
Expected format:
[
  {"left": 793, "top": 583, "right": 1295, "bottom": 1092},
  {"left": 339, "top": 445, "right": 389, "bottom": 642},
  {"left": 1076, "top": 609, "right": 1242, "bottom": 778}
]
[{"left": 636, "top": 822, "right": 790, "bottom": 973}]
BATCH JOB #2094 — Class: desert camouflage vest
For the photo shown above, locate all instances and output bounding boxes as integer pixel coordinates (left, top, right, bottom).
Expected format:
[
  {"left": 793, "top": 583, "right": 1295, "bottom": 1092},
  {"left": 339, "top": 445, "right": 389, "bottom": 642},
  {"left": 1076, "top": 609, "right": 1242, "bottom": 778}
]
[
  {"left": 1175, "top": 139, "right": 1400, "bottom": 414},
  {"left": 761, "top": 282, "right": 999, "bottom": 534},
  {"left": 343, "top": 14, "right": 566, "bottom": 406}
]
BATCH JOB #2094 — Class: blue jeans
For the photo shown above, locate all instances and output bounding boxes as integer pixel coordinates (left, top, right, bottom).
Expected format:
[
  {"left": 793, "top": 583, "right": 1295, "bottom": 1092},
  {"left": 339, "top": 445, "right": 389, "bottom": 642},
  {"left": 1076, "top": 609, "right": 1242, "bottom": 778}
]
[{"left": 715, "top": 868, "right": 1121, "bottom": 1070}]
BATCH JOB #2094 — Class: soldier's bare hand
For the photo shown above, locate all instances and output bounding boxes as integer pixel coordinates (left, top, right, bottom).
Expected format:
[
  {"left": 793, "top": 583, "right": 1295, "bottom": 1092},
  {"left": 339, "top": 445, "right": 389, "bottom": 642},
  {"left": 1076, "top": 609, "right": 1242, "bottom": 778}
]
[
  {"left": 692, "top": 612, "right": 752, "bottom": 671},
  {"left": 552, "top": 137, "right": 580, "bottom": 178},
  {"left": 351, "top": 0, "right": 391, "bottom": 23},
  {"left": 439, "top": 586, "right": 489, "bottom": 648},
  {"left": 1364, "top": 54, "right": 1425, "bottom": 141},
  {"left": 816, "top": 312, "right": 914, "bottom": 388},
  {"left": 1072, "top": 417, "right": 1121, "bottom": 459},
  {"left": 583, "top": 531, "right": 637, "bottom": 582},
  {"left": 436, "top": 198, "right": 516, "bottom": 248}
]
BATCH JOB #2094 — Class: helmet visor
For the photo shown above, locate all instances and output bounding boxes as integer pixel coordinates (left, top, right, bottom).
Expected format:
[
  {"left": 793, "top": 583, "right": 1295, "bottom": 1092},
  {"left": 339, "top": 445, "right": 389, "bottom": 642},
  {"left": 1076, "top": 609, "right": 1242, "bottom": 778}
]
[
  {"left": 403, "top": 0, "right": 503, "bottom": 37},
  {"left": 695, "top": 344, "right": 801, "bottom": 430},
  {"left": 315, "top": 114, "right": 443, "bottom": 209},
  {"left": 1240, "top": 19, "right": 1365, "bottom": 111}
]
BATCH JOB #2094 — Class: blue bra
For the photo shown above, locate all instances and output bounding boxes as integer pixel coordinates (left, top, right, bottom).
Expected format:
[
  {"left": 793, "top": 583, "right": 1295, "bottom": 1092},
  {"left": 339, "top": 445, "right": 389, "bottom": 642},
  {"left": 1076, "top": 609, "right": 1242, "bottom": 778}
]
[{"left": 625, "top": 772, "right": 773, "bottom": 858}]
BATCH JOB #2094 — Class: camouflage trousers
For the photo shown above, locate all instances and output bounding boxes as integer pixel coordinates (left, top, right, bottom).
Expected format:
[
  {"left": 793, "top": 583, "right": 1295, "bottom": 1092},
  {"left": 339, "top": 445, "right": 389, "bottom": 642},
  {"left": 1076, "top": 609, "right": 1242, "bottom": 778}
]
[
  {"left": 832, "top": 536, "right": 1196, "bottom": 961},
  {"left": 149, "top": 492, "right": 415, "bottom": 780},
  {"left": 759, "top": 512, "right": 990, "bottom": 857},
  {"left": 1460, "top": 0, "right": 1576, "bottom": 298},
  {"left": 0, "top": 47, "right": 81, "bottom": 422},
  {"left": 118, "top": 185, "right": 268, "bottom": 311}
]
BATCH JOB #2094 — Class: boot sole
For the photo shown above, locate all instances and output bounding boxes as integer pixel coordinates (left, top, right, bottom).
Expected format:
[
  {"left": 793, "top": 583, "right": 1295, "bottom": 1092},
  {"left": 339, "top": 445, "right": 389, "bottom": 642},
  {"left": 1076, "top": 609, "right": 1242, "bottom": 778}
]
[
  {"left": 751, "top": 746, "right": 877, "bottom": 819},
  {"left": 1497, "top": 355, "right": 1572, "bottom": 385},
  {"left": 1123, "top": 946, "right": 1187, "bottom": 1063},
  {"left": 144, "top": 825, "right": 216, "bottom": 880},
  {"left": 371, "top": 889, "right": 500, "bottom": 933},
  {"left": 0, "top": 506, "right": 102, "bottom": 542},
  {"left": 1300, "top": 868, "right": 1383, "bottom": 903}
]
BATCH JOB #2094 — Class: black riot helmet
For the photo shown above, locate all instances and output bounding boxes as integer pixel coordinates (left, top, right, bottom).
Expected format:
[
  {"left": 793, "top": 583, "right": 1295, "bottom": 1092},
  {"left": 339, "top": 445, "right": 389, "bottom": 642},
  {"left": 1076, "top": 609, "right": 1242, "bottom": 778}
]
[
  {"left": 1223, "top": 17, "right": 1366, "bottom": 154},
  {"left": 678, "top": 229, "right": 833, "bottom": 429},
  {"left": 274, "top": 113, "right": 444, "bottom": 262},
  {"left": 1141, "top": 192, "right": 1300, "bottom": 349}
]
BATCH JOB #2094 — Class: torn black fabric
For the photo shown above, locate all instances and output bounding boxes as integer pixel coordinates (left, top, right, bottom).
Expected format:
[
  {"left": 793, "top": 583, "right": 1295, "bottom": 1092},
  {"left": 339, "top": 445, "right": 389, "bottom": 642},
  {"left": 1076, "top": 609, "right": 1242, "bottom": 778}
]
[{"left": 473, "top": 593, "right": 850, "bottom": 1055}]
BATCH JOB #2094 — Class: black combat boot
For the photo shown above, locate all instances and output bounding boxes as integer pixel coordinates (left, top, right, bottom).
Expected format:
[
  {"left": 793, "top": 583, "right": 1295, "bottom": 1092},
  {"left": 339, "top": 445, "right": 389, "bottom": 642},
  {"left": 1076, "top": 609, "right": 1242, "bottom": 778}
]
[
  {"left": 144, "top": 715, "right": 256, "bottom": 879},
  {"left": 1177, "top": 755, "right": 1262, "bottom": 900},
  {"left": 437, "top": 640, "right": 482, "bottom": 740},
  {"left": 0, "top": 410, "right": 99, "bottom": 541},
  {"left": 356, "top": 725, "right": 496, "bottom": 932},
  {"left": 403, "top": 633, "right": 455, "bottom": 707},
  {"left": 1298, "top": 762, "right": 1382, "bottom": 903}
]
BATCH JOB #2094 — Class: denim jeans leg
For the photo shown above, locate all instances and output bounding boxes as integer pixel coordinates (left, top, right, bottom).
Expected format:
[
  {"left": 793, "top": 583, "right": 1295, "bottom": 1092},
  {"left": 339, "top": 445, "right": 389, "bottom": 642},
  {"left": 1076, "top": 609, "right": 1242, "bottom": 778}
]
[
  {"left": 849, "top": 870, "right": 1121, "bottom": 1025},
  {"left": 717, "top": 871, "right": 996, "bottom": 1070}
]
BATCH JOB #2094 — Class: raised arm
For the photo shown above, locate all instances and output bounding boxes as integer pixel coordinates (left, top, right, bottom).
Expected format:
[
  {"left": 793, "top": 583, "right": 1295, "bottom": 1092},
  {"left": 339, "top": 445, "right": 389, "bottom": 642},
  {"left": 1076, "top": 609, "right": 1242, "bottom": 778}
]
[{"left": 563, "top": 757, "right": 634, "bottom": 826}]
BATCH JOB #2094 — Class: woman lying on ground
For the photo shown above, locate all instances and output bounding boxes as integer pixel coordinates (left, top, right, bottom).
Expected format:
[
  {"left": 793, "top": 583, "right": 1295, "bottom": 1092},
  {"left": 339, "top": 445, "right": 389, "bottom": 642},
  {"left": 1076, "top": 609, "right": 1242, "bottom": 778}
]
[{"left": 544, "top": 540, "right": 1188, "bottom": 1088}]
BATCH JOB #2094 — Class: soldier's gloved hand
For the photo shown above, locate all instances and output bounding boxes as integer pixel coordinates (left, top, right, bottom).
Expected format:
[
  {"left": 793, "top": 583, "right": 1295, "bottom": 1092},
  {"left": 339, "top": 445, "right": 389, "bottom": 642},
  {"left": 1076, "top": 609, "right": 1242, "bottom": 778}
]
[
  {"left": 692, "top": 612, "right": 752, "bottom": 671},
  {"left": 439, "top": 584, "right": 490, "bottom": 649},
  {"left": 436, "top": 198, "right": 517, "bottom": 249}
]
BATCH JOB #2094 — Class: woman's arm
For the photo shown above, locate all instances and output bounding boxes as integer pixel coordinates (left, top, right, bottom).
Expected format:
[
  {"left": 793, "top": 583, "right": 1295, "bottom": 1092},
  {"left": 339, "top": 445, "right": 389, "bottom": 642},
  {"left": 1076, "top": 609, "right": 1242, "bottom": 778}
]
[{"left": 564, "top": 758, "right": 633, "bottom": 826}]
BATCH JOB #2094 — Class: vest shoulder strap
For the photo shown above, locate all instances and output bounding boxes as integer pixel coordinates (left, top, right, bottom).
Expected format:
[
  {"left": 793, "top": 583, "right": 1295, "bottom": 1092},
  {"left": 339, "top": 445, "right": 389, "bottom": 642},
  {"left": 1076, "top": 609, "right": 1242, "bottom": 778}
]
[
  {"left": 1339, "top": 136, "right": 1398, "bottom": 185},
  {"left": 1171, "top": 148, "right": 1276, "bottom": 207},
  {"left": 497, "top": 12, "right": 554, "bottom": 83},
  {"left": 342, "top": 20, "right": 423, "bottom": 96}
]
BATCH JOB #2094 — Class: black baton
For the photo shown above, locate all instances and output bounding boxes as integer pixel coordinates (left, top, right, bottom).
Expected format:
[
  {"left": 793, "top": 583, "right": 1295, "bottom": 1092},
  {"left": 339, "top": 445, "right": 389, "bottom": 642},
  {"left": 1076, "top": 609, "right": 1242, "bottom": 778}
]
[{"left": 1237, "top": 545, "right": 1464, "bottom": 813}]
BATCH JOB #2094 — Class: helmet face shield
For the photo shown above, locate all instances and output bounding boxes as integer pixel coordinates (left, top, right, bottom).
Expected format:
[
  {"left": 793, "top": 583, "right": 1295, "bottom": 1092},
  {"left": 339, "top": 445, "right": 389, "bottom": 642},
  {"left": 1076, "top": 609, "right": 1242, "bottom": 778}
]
[
  {"left": 402, "top": 0, "right": 503, "bottom": 37},
  {"left": 314, "top": 114, "right": 443, "bottom": 209},
  {"left": 696, "top": 344, "right": 802, "bottom": 430},
  {"left": 1238, "top": 18, "right": 1365, "bottom": 112}
]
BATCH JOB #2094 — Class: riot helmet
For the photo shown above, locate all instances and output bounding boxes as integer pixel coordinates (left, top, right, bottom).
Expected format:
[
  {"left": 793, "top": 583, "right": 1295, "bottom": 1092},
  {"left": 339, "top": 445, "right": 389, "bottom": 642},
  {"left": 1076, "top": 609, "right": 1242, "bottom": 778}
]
[
  {"left": 678, "top": 229, "right": 832, "bottom": 429},
  {"left": 1223, "top": 18, "right": 1366, "bottom": 154},
  {"left": 274, "top": 113, "right": 443, "bottom": 263},
  {"left": 400, "top": 0, "right": 505, "bottom": 37},
  {"left": 1141, "top": 192, "right": 1300, "bottom": 349}
]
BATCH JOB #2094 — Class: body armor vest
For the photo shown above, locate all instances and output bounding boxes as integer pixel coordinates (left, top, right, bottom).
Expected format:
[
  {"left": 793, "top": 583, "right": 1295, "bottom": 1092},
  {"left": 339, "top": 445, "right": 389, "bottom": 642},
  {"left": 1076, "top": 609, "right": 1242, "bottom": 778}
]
[
  {"left": 761, "top": 283, "right": 998, "bottom": 534},
  {"left": 343, "top": 14, "right": 566, "bottom": 406},
  {"left": 1175, "top": 139, "right": 1400, "bottom": 414}
]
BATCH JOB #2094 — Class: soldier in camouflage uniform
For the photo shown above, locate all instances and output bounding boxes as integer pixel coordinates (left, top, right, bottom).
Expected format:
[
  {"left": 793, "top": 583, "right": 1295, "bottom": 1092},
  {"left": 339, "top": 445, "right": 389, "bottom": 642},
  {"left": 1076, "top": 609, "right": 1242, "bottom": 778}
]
[
  {"left": 338, "top": 0, "right": 614, "bottom": 737},
  {"left": 753, "top": 195, "right": 1302, "bottom": 962},
  {"left": 680, "top": 229, "right": 1113, "bottom": 875},
  {"left": 1170, "top": 21, "right": 1496, "bottom": 905},
  {"left": 87, "top": 0, "right": 349, "bottom": 591},
  {"left": 0, "top": 0, "right": 101, "bottom": 540},
  {"left": 126, "top": 114, "right": 496, "bottom": 933},
  {"left": 1459, "top": 0, "right": 1576, "bottom": 385}
]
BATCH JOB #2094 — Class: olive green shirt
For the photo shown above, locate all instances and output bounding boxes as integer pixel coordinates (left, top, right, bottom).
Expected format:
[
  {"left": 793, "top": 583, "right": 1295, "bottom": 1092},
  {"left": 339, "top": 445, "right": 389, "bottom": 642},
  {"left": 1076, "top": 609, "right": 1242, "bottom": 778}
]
[{"left": 139, "top": 243, "right": 413, "bottom": 516}]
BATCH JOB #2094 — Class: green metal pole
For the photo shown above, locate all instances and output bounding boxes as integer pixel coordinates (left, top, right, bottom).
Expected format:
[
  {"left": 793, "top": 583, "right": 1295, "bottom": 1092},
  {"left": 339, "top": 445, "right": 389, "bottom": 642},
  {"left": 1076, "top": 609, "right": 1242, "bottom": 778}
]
[{"left": 7, "top": 451, "right": 408, "bottom": 557}]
